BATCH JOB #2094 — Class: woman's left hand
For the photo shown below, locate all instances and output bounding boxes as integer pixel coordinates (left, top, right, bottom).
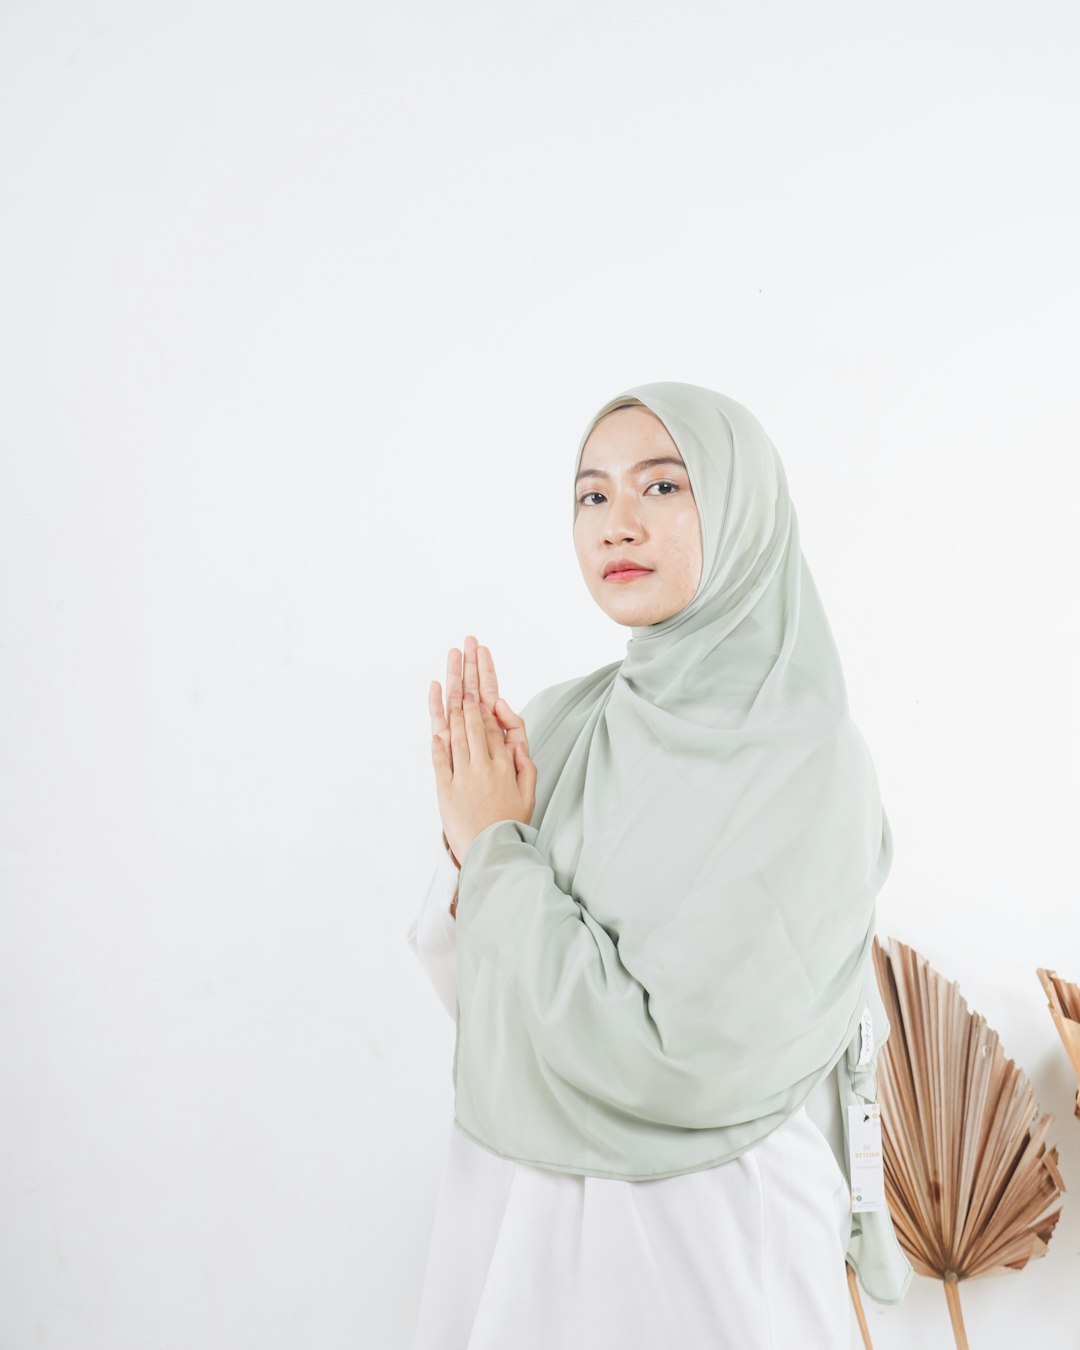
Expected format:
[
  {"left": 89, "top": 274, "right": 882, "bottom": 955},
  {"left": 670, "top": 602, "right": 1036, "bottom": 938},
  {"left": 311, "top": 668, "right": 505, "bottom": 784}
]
[{"left": 432, "top": 696, "right": 537, "bottom": 867}]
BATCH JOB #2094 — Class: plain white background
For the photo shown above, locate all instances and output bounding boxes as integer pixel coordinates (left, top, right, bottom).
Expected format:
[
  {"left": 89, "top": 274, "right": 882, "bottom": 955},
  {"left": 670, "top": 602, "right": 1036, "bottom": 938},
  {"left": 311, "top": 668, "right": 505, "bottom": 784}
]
[{"left": 1, "top": 0, "right": 1078, "bottom": 1346}]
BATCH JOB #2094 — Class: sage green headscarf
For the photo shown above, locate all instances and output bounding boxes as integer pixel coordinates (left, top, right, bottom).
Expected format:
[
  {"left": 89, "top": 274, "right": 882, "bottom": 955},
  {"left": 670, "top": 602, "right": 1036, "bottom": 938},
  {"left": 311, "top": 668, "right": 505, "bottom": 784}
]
[{"left": 452, "top": 381, "right": 911, "bottom": 1300}]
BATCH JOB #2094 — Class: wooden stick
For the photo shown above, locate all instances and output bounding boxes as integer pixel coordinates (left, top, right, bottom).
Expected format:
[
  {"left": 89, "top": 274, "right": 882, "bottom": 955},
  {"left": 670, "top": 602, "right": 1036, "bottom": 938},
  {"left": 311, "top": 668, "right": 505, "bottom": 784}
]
[
  {"left": 942, "top": 1272, "right": 969, "bottom": 1349},
  {"left": 846, "top": 1263, "right": 873, "bottom": 1349}
]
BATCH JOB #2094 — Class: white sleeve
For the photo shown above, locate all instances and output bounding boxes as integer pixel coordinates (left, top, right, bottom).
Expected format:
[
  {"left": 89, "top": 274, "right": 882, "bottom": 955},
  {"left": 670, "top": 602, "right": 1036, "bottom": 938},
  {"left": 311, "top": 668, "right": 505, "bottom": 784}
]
[{"left": 404, "top": 844, "right": 460, "bottom": 1020}]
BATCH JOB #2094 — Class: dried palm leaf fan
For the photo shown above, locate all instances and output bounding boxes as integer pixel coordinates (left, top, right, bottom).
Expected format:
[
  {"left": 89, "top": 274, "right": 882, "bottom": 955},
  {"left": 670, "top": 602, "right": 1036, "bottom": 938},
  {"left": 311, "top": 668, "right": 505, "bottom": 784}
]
[
  {"left": 861, "top": 936, "right": 1065, "bottom": 1350},
  {"left": 1036, "top": 967, "right": 1080, "bottom": 1119}
]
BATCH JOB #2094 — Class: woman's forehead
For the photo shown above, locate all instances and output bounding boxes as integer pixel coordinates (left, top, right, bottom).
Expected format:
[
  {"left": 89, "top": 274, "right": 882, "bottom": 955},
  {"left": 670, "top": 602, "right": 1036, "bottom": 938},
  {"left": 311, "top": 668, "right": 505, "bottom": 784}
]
[{"left": 580, "top": 405, "right": 683, "bottom": 463}]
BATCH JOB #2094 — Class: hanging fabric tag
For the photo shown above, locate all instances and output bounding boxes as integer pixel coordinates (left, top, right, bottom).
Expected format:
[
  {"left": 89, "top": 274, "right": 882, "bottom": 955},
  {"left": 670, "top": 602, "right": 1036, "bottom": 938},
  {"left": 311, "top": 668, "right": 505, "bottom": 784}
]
[
  {"left": 847, "top": 1102, "right": 887, "bottom": 1212},
  {"left": 857, "top": 1004, "right": 873, "bottom": 1066}
]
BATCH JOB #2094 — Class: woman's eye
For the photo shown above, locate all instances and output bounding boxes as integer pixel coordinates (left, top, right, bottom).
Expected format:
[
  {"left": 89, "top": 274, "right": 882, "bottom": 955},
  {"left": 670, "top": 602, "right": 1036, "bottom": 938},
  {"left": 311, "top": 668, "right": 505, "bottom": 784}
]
[{"left": 577, "top": 481, "right": 681, "bottom": 506}]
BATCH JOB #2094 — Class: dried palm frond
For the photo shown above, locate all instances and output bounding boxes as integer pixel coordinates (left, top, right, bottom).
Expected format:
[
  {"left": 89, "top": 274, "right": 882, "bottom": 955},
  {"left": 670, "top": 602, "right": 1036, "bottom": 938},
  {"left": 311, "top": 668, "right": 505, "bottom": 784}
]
[
  {"left": 1036, "top": 967, "right": 1080, "bottom": 1120},
  {"left": 868, "top": 936, "right": 1065, "bottom": 1349}
]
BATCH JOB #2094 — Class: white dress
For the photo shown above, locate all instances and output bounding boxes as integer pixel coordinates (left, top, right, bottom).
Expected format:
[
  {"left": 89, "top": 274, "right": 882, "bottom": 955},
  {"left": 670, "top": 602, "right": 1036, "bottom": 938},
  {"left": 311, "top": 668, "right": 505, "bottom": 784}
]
[{"left": 405, "top": 844, "right": 858, "bottom": 1350}]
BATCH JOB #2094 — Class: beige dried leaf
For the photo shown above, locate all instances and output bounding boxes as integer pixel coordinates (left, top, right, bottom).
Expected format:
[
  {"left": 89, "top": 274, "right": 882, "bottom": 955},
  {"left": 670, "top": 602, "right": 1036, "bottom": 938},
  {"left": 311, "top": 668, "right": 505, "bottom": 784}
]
[
  {"left": 869, "top": 937, "right": 1064, "bottom": 1348},
  {"left": 1037, "top": 967, "right": 1080, "bottom": 1120}
]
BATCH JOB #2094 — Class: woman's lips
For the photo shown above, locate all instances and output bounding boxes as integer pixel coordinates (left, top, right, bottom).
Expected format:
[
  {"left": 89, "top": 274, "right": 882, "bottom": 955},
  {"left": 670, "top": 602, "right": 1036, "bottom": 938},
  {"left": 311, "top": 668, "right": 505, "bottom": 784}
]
[{"left": 603, "top": 568, "right": 654, "bottom": 584}]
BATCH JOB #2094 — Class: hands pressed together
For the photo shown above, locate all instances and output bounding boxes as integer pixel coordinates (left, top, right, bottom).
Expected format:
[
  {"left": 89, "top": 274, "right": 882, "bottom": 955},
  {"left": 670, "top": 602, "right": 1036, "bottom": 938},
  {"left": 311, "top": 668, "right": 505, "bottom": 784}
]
[{"left": 429, "top": 635, "right": 537, "bottom": 917}]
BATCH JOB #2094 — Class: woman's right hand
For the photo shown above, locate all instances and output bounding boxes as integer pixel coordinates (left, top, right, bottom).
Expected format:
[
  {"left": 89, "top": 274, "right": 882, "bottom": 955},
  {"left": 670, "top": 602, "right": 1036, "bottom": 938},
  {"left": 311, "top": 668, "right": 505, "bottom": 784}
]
[{"left": 429, "top": 635, "right": 533, "bottom": 871}]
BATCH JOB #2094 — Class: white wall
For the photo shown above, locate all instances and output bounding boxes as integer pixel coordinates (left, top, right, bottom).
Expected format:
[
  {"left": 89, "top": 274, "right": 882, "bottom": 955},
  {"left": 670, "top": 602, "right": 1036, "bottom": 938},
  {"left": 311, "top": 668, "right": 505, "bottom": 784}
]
[{"left": 1, "top": 0, "right": 1078, "bottom": 1346}]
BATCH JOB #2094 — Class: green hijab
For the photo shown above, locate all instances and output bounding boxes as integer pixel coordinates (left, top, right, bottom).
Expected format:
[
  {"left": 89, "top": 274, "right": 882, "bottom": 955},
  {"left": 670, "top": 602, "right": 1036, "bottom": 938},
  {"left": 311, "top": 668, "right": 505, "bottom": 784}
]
[{"left": 452, "top": 381, "right": 912, "bottom": 1303}]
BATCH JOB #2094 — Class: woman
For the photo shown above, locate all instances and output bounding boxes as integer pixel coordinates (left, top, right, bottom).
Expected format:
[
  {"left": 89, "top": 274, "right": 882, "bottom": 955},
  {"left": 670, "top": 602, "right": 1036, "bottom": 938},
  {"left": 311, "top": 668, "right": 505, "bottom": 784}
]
[{"left": 406, "top": 382, "right": 913, "bottom": 1349}]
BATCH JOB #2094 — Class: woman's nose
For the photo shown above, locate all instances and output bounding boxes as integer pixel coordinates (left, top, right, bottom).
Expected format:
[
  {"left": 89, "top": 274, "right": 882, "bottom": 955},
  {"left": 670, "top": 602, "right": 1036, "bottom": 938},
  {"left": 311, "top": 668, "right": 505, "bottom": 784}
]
[{"left": 602, "top": 497, "right": 644, "bottom": 541}]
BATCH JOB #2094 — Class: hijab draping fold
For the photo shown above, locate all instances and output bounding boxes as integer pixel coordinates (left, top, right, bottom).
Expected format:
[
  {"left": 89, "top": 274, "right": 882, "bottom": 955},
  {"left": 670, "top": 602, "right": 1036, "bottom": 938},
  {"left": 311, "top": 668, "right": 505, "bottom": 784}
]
[{"left": 451, "top": 381, "right": 913, "bottom": 1303}]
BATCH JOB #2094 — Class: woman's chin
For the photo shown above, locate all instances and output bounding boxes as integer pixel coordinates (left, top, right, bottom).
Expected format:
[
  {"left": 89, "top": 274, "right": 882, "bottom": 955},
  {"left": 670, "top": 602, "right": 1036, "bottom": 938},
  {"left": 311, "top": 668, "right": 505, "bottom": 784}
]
[{"left": 597, "top": 595, "right": 669, "bottom": 627}]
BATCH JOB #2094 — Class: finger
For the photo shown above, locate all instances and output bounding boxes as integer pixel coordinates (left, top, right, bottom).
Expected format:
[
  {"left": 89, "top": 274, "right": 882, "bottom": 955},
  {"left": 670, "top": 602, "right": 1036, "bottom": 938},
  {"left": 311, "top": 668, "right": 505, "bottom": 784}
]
[
  {"left": 429, "top": 679, "right": 449, "bottom": 739},
  {"left": 478, "top": 701, "right": 508, "bottom": 758},
  {"left": 431, "top": 732, "right": 453, "bottom": 788},
  {"left": 494, "top": 698, "right": 529, "bottom": 751},
  {"left": 446, "top": 647, "right": 463, "bottom": 715},
  {"left": 461, "top": 696, "right": 489, "bottom": 759},
  {"left": 513, "top": 745, "right": 537, "bottom": 816},
  {"left": 517, "top": 746, "right": 537, "bottom": 797},
  {"left": 462, "top": 634, "right": 480, "bottom": 705},
  {"left": 449, "top": 704, "right": 470, "bottom": 766},
  {"left": 430, "top": 679, "right": 453, "bottom": 768},
  {"left": 477, "top": 644, "right": 499, "bottom": 711}
]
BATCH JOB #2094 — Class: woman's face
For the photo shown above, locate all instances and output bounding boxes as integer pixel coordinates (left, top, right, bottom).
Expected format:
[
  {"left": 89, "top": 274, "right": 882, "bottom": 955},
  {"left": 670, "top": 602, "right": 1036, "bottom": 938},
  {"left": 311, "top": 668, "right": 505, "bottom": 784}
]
[{"left": 573, "top": 405, "right": 703, "bottom": 628}]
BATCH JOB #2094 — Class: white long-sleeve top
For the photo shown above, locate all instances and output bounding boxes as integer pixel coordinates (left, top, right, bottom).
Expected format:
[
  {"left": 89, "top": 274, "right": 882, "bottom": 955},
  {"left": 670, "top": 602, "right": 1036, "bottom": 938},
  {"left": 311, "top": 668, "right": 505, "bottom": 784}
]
[{"left": 405, "top": 843, "right": 859, "bottom": 1350}]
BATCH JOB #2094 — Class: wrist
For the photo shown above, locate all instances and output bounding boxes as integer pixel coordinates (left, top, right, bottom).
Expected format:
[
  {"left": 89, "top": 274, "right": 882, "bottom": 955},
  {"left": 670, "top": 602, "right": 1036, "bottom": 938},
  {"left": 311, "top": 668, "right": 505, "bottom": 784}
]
[{"left": 442, "top": 829, "right": 461, "bottom": 870}]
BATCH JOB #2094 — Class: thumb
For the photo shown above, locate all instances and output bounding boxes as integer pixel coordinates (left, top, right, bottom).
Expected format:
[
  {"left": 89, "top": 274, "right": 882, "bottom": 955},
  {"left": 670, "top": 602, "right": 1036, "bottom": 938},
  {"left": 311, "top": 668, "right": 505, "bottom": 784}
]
[
  {"left": 496, "top": 698, "right": 529, "bottom": 751},
  {"left": 514, "top": 742, "right": 537, "bottom": 790}
]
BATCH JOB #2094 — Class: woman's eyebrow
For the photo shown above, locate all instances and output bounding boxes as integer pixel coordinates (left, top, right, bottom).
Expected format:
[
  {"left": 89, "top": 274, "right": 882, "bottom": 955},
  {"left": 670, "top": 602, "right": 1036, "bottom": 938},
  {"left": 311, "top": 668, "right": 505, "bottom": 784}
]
[{"left": 575, "top": 455, "right": 686, "bottom": 485}]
